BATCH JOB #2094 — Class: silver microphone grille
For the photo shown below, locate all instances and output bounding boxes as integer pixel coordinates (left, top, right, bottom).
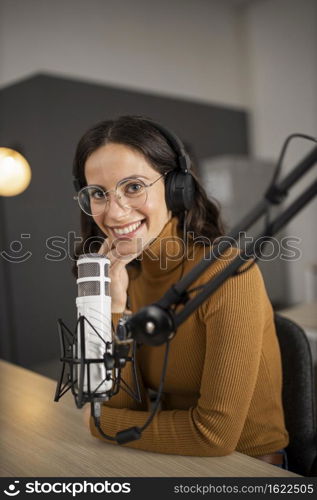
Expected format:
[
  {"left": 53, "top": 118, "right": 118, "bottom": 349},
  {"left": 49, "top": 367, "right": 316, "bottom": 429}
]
[
  {"left": 78, "top": 281, "right": 100, "bottom": 297},
  {"left": 78, "top": 262, "right": 99, "bottom": 278},
  {"left": 77, "top": 254, "right": 110, "bottom": 297}
]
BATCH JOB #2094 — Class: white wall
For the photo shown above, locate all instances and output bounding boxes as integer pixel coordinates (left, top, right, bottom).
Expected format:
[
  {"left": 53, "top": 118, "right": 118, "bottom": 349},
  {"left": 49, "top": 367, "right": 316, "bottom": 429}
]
[
  {"left": 0, "top": 0, "right": 247, "bottom": 108},
  {"left": 245, "top": 0, "right": 317, "bottom": 304}
]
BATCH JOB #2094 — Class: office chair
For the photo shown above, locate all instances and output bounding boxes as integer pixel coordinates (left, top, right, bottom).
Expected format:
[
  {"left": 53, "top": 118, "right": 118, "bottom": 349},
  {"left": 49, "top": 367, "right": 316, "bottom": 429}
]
[{"left": 274, "top": 313, "right": 317, "bottom": 476}]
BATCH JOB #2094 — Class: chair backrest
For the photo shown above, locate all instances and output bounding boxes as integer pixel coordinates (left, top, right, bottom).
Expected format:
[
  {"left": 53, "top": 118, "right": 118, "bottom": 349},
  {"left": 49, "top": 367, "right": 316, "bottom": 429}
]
[{"left": 275, "top": 313, "right": 317, "bottom": 476}]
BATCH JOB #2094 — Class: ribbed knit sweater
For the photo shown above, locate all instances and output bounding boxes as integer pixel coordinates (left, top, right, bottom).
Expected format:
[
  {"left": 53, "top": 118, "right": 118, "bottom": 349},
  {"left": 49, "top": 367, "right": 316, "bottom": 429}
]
[{"left": 90, "top": 216, "right": 289, "bottom": 456}]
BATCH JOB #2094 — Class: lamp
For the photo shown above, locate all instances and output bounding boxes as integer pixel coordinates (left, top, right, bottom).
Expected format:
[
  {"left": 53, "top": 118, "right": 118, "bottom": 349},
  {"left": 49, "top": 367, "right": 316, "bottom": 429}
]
[{"left": 0, "top": 147, "right": 31, "bottom": 196}]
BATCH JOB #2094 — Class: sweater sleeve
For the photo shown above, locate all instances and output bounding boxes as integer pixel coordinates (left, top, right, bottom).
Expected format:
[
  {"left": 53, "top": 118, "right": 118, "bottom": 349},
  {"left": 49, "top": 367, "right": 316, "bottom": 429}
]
[{"left": 89, "top": 262, "right": 269, "bottom": 456}]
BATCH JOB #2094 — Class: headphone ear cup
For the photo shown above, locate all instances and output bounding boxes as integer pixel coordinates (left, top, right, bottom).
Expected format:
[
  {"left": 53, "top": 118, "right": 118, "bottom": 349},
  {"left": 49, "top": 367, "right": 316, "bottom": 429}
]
[{"left": 165, "top": 171, "right": 195, "bottom": 213}]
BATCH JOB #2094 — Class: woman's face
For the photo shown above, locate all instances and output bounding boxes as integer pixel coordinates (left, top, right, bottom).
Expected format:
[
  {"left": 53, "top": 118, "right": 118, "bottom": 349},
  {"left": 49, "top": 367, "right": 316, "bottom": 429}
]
[{"left": 84, "top": 142, "right": 171, "bottom": 257}]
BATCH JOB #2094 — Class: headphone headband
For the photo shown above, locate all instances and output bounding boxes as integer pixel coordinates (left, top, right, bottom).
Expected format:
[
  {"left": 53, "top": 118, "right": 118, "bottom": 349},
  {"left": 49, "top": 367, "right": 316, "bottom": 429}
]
[{"left": 145, "top": 120, "right": 191, "bottom": 173}]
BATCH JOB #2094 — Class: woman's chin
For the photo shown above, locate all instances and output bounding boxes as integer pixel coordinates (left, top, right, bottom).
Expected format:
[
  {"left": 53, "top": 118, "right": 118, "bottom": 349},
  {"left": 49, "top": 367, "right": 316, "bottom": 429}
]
[{"left": 111, "top": 238, "right": 144, "bottom": 259}]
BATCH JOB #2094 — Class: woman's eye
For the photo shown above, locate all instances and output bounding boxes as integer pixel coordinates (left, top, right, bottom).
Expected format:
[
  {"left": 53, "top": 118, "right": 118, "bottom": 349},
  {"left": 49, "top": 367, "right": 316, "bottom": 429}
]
[
  {"left": 91, "top": 189, "right": 105, "bottom": 200},
  {"left": 125, "top": 182, "right": 143, "bottom": 195}
]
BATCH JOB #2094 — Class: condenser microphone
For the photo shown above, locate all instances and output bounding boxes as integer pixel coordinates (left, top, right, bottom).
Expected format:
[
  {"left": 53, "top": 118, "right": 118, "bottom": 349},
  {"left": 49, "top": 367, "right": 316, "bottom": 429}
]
[{"left": 76, "top": 253, "right": 113, "bottom": 400}]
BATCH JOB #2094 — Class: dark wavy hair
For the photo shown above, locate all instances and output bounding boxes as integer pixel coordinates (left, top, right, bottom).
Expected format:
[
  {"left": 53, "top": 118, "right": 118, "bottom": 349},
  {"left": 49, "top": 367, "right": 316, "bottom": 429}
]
[{"left": 72, "top": 115, "right": 224, "bottom": 275}]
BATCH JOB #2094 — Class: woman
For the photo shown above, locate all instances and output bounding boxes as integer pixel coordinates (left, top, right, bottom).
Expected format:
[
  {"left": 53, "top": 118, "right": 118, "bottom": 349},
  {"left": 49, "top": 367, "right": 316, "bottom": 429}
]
[{"left": 73, "top": 115, "right": 289, "bottom": 465}]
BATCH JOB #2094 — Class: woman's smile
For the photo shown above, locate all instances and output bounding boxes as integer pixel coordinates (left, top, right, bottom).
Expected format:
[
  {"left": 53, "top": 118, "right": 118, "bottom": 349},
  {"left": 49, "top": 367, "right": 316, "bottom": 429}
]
[{"left": 109, "top": 218, "right": 146, "bottom": 239}]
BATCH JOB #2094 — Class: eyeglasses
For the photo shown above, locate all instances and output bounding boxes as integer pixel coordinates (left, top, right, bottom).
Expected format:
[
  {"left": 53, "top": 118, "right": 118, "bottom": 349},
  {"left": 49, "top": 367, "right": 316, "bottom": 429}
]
[{"left": 74, "top": 174, "right": 165, "bottom": 216}]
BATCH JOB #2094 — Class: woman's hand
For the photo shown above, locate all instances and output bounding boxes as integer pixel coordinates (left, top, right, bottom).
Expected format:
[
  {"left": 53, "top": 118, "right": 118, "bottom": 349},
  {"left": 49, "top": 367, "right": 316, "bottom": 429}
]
[{"left": 98, "top": 238, "right": 140, "bottom": 313}]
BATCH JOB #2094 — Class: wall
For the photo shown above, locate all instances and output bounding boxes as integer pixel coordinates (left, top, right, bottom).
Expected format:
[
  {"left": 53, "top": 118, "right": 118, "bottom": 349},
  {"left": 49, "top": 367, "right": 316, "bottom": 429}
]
[
  {"left": 245, "top": 0, "right": 317, "bottom": 304},
  {"left": 0, "top": 0, "right": 247, "bottom": 108}
]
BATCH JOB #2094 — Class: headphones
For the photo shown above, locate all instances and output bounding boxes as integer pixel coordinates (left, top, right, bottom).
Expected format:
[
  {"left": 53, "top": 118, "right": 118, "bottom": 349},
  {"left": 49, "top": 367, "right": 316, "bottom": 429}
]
[{"left": 73, "top": 118, "right": 195, "bottom": 214}]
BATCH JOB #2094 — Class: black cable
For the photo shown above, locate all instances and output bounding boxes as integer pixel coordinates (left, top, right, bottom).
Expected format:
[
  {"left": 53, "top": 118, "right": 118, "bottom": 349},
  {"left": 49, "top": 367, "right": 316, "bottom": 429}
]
[
  {"left": 92, "top": 402, "right": 117, "bottom": 442},
  {"left": 182, "top": 209, "right": 188, "bottom": 246},
  {"left": 178, "top": 209, "right": 188, "bottom": 282},
  {"left": 131, "top": 340, "right": 142, "bottom": 403},
  {"left": 139, "top": 339, "right": 170, "bottom": 431}
]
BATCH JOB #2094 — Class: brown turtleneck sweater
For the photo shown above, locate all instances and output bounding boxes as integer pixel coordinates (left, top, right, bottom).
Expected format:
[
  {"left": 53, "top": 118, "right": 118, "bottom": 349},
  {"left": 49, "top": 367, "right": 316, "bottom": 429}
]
[{"left": 90, "top": 217, "right": 289, "bottom": 456}]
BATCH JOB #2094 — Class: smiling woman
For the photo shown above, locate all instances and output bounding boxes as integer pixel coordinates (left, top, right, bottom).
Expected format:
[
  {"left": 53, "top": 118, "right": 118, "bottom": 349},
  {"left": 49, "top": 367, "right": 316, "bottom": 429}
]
[{"left": 71, "top": 115, "right": 289, "bottom": 467}]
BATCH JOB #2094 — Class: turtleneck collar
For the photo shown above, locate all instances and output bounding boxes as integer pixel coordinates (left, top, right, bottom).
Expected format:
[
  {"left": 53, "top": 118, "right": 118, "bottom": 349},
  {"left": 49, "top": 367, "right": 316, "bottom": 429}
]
[{"left": 138, "top": 216, "right": 185, "bottom": 279}]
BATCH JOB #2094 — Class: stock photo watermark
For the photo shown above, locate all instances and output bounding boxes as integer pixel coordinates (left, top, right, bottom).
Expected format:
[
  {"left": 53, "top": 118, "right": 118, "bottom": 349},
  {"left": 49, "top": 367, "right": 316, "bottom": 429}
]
[{"left": 0, "top": 231, "right": 302, "bottom": 266}]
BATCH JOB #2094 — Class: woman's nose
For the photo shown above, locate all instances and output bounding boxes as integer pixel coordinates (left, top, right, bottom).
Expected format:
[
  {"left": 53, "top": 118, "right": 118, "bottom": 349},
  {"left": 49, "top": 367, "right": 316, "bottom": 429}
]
[{"left": 104, "top": 192, "right": 131, "bottom": 219}]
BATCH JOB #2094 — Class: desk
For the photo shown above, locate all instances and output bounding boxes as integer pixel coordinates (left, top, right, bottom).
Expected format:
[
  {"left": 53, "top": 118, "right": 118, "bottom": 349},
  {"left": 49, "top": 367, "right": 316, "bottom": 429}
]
[{"left": 0, "top": 360, "right": 298, "bottom": 478}]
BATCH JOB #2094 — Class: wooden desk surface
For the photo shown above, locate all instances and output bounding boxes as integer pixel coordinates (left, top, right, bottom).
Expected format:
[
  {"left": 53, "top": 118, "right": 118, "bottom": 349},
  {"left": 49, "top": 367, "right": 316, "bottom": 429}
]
[{"left": 0, "top": 360, "right": 298, "bottom": 478}]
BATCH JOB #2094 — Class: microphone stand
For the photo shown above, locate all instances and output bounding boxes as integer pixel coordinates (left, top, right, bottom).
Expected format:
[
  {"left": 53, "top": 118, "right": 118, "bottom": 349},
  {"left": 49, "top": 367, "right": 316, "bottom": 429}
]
[{"left": 124, "top": 146, "right": 317, "bottom": 346}]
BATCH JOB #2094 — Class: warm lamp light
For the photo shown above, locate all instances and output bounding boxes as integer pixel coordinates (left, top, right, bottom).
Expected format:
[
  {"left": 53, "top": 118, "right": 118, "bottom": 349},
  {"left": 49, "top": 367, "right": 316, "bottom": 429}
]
[{"left": 0, "top": 147, "right": 32, "bottom": 196}]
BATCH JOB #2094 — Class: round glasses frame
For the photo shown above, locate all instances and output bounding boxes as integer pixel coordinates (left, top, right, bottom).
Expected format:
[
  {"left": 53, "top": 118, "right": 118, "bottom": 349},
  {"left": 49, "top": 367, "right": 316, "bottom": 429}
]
[{"left": 74, "top": 173, "right": 166, "bottom": 216}]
